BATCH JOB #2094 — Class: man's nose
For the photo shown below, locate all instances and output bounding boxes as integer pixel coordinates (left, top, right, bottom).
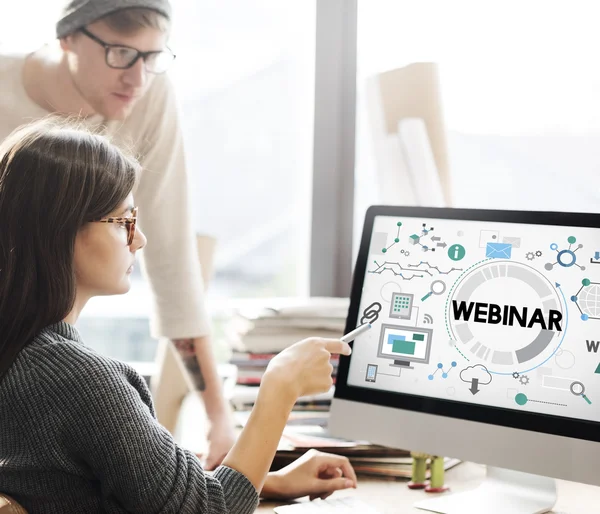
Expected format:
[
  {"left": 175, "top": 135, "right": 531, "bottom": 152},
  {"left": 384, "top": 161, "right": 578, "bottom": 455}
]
[{"left": 121, "top": 57, "right": 147, "bottom": 88}]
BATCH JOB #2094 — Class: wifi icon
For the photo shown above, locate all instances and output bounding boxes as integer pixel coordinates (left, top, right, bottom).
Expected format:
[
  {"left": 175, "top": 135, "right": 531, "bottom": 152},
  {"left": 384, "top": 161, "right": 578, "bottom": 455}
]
[{"left": 423, "top": 314, "right": 433, "bottom": 324}]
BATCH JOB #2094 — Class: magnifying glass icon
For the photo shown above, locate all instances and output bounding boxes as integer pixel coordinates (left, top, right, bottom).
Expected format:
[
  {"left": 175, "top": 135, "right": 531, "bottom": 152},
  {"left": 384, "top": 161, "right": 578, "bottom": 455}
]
[
  {"left": 421, "top": 280, "right": 447, "bottom": 302},
  {"left": 570, "top": 381, "right": 592, "bottom": 404}
]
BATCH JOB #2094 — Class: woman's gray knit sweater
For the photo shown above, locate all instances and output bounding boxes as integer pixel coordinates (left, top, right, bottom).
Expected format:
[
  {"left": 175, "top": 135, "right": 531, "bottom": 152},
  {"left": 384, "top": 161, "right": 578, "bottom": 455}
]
[{"left": 0, "top": 322, "right": 259, "bottom": 513}]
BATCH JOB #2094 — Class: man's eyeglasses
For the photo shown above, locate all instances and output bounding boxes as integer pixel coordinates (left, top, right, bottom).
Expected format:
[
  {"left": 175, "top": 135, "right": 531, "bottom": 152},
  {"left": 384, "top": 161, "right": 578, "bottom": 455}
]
[
  {"left": 80, "top": 28, "right": 175, "bottom": 74},
  {"left": 95, "top": 207, "right": 138, "bottom": 246}
]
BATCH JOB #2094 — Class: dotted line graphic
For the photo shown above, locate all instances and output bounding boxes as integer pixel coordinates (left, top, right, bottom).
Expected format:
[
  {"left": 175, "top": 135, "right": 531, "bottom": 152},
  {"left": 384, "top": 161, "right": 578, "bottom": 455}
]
[
  {"left": 405, "top": 262, "right": 463, "bottom": 275},
  {"left": 528, "top": 400, "right": 567, "bottom": 407},
  {"left": 444, "top": 258, "right": 493, "bottom": 363},
  {"left": 453, "top": 346, "right": 469, "bottom": 362},
  {"left": 368, "top": 262, "right": 426, "bottom": 280}
]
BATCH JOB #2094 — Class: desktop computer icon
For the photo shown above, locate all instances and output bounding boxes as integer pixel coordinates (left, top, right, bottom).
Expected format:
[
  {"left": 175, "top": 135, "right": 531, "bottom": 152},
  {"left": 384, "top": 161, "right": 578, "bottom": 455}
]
[
  {"left": 378, "top": 324, "right": 432, "bottom": 369},
  {"left": 330, "top": 206, "right": 600, "bottom": 514}
]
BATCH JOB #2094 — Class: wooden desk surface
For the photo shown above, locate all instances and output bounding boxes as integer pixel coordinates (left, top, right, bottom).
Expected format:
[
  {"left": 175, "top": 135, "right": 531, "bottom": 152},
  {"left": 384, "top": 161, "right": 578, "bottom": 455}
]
[{"left": 257, "top": 462, "right": 600, "bottom": 513}]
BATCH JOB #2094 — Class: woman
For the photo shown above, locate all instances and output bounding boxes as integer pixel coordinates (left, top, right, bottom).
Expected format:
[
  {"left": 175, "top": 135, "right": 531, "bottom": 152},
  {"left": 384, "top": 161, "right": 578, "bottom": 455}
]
[{"left": 0, "top": 118, "right": 356, "bottom": 513}]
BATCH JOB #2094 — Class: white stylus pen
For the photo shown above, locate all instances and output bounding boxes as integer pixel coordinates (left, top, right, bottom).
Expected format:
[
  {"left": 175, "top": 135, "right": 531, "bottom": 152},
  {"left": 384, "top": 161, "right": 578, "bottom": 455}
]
[{"left": 340, "top": 323, "right": 372, "bottom": 343}]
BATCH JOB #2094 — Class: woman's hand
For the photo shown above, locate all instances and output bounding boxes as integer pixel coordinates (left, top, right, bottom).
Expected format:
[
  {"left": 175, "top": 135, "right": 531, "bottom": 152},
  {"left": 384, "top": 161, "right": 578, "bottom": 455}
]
[
  {"left": 261, "top": 450, "right": 358, "bottom": 501},
  {"left": 263, "top": 338, "right": 351, "bottom": 403},
  {"left": 221, "top": 339, "right": 351, "bottom": 493}
]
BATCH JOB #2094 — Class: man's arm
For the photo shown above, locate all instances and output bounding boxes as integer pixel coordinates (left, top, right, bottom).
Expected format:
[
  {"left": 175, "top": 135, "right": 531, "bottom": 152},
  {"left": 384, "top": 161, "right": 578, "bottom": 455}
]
[
  {"left": 173, "top": 335, "right": 230, "bottom": 419},
  {"left": 172, "top": 337, "right": 207, "bottom": 392},
  {"left": 132, "top": 74, "right": 211, "bottom": 340},
  {"left": 172, "top": 336, "right": 236, "bottom": 469},
  {"left": 124, "top": 75, "right": 235, "bottom": 466}
]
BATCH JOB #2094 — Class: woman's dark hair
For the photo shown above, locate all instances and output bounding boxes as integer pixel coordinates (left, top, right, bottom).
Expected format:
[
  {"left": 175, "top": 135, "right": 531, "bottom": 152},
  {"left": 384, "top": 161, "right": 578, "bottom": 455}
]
[{"left": 0, "top": 117, "right": 140, "bottom": 380}]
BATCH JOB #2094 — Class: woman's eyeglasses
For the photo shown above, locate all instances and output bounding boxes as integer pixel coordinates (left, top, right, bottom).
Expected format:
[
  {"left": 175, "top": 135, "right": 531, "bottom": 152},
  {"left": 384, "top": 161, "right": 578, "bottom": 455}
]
[{"left": 95, "top": 207, "right": 138, "bottom": 246}]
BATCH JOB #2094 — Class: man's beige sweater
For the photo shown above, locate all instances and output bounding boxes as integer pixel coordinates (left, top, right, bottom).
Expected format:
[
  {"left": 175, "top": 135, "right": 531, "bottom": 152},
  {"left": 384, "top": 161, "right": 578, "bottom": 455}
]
[{"left": 0, "top": 50, "right": 210, "bottom": 340}]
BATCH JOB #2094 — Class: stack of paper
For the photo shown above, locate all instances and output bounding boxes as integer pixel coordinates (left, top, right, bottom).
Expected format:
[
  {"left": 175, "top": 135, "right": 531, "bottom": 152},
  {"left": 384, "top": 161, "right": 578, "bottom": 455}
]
[
  {"left": 224, "top": 297, "right": 347, "bottom": 400},
  {"left": 226, "top": 296, "right": 349, "bottom": 354}
]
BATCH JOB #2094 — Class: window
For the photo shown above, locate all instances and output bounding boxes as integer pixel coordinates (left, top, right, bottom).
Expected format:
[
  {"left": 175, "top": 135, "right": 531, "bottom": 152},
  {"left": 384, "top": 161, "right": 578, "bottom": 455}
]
[
  {"left": 355, "top": 1, "right": 600, "bottom": 227},
  {"left": 2, "top": 1, "right": 316, "bottom": 362},
  {"left": 169, "top": 0, "right": 315, "bottom": 301}
]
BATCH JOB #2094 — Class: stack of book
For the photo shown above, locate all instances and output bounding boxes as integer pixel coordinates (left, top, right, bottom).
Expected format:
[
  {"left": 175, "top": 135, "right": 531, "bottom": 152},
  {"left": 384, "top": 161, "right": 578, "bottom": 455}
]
[
  {"left": 231, "top": 353, "right": 340, "bottom": 387},
  {"left": 226, "top": 297, "right": 348, "bottom": 407},
  {"left": 227, "top": 296, "right": 348, "bottom": 355},
  {"left": 229, "top": 384, "right": 335, "bottom": 412},
  {"left": 233, "top": 410, "right": 461, "bottom": 479}
]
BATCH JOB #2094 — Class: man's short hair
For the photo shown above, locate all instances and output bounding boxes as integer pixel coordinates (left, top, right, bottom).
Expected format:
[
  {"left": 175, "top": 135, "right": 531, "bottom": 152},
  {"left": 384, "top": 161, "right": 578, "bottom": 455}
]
[{"left": 101, "top": 7, "right": 170, "bottom": 34}]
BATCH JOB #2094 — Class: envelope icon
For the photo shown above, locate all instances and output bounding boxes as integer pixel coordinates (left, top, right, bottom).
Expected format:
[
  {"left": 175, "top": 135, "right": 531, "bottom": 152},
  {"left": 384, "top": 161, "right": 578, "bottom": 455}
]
[
  {"left": 486, "top": 242, "right": 512, "bottom": 259},
  {"left": 502, "top": 236, "right": 521, "bottom": 249}
]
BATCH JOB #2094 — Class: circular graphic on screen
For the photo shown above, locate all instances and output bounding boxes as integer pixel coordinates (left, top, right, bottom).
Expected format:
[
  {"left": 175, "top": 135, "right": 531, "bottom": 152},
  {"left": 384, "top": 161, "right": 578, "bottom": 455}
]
[
  {"left": 380, "top": 281, "right": 402, "bottom": 302},
  {"left": 447, "top": 261, "right": 565, "bottom": 374}
]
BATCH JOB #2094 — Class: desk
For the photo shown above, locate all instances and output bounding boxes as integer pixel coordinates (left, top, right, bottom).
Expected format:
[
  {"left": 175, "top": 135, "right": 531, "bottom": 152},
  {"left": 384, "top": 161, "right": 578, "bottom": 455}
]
[{"left": 257, "top": 462, "right": 600, "bottom": 513}]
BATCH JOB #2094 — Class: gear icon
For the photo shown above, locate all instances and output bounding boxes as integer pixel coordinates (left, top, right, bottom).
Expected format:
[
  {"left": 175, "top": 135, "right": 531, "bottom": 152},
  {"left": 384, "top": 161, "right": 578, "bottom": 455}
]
[
  {"left": 519, "top": 375, "right": 530, "bottom": 386},
  {"left": 535, "top": 250, "right": 542, "bottom": 257},
  {"left": 526, "top": 252, "right": 535, "bottom": 261},
  {"left": 512, "top": 371, "right": 520, "bottom": 379}
]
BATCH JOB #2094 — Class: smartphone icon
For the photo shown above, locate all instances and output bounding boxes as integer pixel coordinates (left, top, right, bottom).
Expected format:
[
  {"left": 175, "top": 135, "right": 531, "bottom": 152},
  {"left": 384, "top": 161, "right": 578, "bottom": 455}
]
[{"left": 365, "top": 364, "right": 378, "bottom": 382}]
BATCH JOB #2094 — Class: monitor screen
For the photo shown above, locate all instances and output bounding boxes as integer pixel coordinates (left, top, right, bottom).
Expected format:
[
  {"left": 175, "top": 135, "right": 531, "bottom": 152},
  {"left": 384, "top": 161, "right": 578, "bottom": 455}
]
[
  {"left": 377, "top": 323, "right": 432, "bottom": 363},
  {"left": 338, "top": 207, "right": 600, "bottom": 440}
]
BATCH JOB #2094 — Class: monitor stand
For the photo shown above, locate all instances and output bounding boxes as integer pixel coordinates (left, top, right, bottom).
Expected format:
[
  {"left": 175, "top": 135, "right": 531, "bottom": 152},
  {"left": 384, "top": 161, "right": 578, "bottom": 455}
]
[
  {"left": 390, "top": 360, "right": 413, "bottom": 369},
  {"left": 413, "top": 466, "right": 557, "bottom": 514}
]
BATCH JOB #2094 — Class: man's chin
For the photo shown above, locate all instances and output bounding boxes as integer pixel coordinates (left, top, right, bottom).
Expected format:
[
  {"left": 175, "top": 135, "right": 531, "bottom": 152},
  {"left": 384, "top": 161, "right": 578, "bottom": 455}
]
[
  {"left": 97, "top": 101, "right": 136, "bottom": 121},
  {"left": 101, "top": 108, "right": 130, "bottom": 121}
]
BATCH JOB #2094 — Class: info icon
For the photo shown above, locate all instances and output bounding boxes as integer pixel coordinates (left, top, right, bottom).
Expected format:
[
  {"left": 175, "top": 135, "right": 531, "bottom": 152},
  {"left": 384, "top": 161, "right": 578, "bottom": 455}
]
[{"left": 448, "top": 244, "right": 466, "bottom": 261}]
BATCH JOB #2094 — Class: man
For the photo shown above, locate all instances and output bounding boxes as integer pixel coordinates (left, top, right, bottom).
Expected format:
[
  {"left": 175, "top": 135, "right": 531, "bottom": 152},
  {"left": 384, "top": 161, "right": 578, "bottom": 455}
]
[{"left": 0, "top": 0, "right": 235, "bottom": 469}]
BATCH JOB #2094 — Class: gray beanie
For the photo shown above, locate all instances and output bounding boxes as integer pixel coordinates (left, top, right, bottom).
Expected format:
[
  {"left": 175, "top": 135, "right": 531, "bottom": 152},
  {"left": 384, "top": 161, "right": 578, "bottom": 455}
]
[{"left": 56, "top": 0, "right": 172, "bottom": 38}]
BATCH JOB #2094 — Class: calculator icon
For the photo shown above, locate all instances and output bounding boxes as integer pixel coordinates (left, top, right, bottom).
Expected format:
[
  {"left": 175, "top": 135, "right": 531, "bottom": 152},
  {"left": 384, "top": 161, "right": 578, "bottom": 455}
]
[{"left": 389, "top": 292, "right": 413, "bottom": 319}]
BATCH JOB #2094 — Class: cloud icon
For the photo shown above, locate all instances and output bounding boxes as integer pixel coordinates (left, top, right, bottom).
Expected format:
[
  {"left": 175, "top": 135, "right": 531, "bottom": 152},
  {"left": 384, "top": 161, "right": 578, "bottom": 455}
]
[{"left": 460, "top": 364, "right": 492, "bottom": 385}]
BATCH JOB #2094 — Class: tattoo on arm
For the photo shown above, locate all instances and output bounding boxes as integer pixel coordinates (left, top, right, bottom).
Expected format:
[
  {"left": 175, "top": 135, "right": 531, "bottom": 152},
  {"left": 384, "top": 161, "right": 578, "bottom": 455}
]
[{"left": 173, "top": 338, "right": 206, "bottom": 391}]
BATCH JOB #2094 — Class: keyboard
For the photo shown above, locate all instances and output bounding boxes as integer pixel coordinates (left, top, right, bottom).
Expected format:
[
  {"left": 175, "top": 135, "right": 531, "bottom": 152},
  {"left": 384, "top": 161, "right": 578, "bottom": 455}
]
[{"left": 273, "top": 496, "right": 383, "bottom": 513}]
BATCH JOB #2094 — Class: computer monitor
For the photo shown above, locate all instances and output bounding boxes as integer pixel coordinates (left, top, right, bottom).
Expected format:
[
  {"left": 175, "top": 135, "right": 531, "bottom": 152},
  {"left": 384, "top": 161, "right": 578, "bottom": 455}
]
[{"left": 329, "top": 206, "right": 600, "bottom": 514}]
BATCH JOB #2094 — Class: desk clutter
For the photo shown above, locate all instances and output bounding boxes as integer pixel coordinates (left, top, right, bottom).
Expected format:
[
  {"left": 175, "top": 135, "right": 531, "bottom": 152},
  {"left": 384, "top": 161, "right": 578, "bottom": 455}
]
[
  {"left": 225, "top": 296, "right": 347, "bottom": 404},
  {"left": 224, "top": 297, "right": 460, "bottom": 481},
  {"left": 233, "top": 407, "right": 460, "bottom": 480},
  {"left": 226, "top": 296, "right": 349, "bottom": 355},
  {"left": 273, "top": 496, "right": 383, "bottom": 513}
]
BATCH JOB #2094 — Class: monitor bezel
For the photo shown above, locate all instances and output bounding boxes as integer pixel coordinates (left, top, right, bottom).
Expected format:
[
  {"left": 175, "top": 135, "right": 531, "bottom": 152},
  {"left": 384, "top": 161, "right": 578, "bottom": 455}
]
[{"left": 334, "top": 205, "right": 600, "bottom": 444}]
